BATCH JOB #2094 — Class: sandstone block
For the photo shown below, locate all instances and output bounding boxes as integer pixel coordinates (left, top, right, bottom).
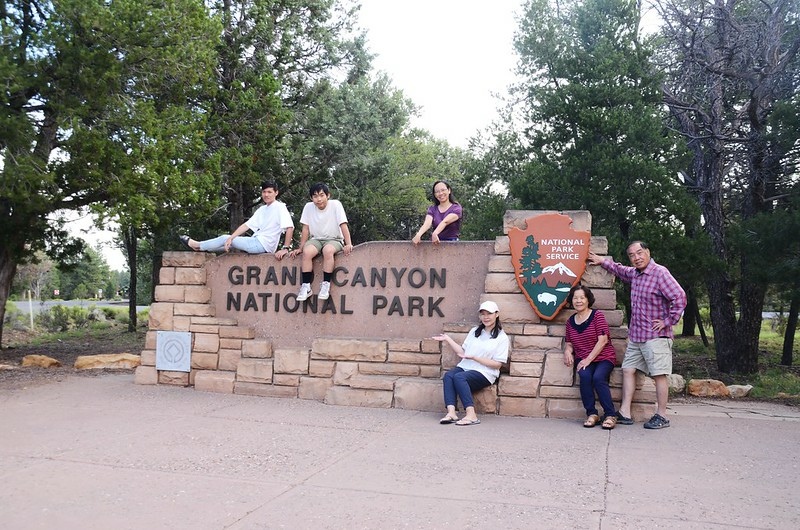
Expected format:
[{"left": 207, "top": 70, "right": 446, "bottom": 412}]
[
  {"left": 194, "top": 371, "right": 235, "bottom": 394},
  {"left": 218, "top": 349, "right": 242, "bottom": 371},
  {"left": 581, "top": 265, "right": 615, "bottom": 289},
  {"left": 140, "top": 349, "right": 156, "bottom": 366},
  {"left": 547, "top": 398, "right": 588, "bottom": 420},
  {"left": 309, "top": 360, "right": 336, "bottom": 377},
  {"left": 154, "top": 285, "right": 185, "bottom": 303},
  {"left": 473, "top": 385, "right": 497, "bottom": 414},
  {"left": 219, "top": 326, "right": 255, "bottom": 339},
  {"left": 158, "top": 370, "right": 189, "bottom": 386},
  {"left": 325, "top": 386, "right": 393, "bottom": 408},
  {"left": 610, "top": 327, "right": 629, "bottom": 339},
  {"left": 193, "top": 333, "right": 219, "bottom": 353},
  {"left": 522, "top": 324, "right": 549, "bottom": 336},
  {"left": 185, "top": 285, "right": 212, "bottom": 304},
  {"left": 348, "top": 375, "right": 397, "bottom": 391},
  {"left": 358, "top": 363, "right": 419, "bottom": 377},
  {"left": 388, "top": 339, "right": 421, "bottom": 352},
  {"left": 145, "top": 331, "right": 158, "bottom": 350},
  {"left": 159, "top": 267, "right": 175, "bottom": 285},
  {"left": 541, "top": 353, "right": 574, "bottom": 386},
  {"left": 481, "top": 294, "right": 539, "bottom": 324},
  {"left": 387, "top": 351, "right": 441, "bottom": 365},
  {"left": 190, "top": 324, "right": 220, "bottom": 334},
  {"left": 394, "top": 378, "right": 441, "bottom": 412},
  {"left": 333, "top": 362, "right": 359, "bottom": 385},
  {"left": 173, "top": 303, "right": 214, "bottom": 317},
  {"left": 273, "top": 374, "right": 301, "bottom": 386},
  {"left": 495, "top": 236, "right": 510, "bottom": 254},
  {"left": 242, "top": 338, "right": 272, "bottom": 357},
  {"left": 589, "top": 289, "right": 616, "bottom": 311},
  {"left": 74, "top": 353, "right": 140, "bottom": 370},
  {"left": 488, "top": 255, "right": 514, "bottom": 273},
  {"left": 298, "top": 377, "right": 333, "bottom": 401},
  {"left": 539, "top": 385, "right": 581, "bottom": 399},
  {"left": 312, "top": 338, "right": 387, "bottom": 362},
  {"left": 484, "top": 272, "right": 520, "bottom": 294},
  {"left": 162, "top": 251, "right": 213, "bottom": 268},
  {"left": 148, "top": 303, "right": 174, "bottom": 331},
  {"left": 21, "top": 355, "right": 61, "bottom": 368},
  {"left": 175, "top": 267, "right": 206, "bottom": 285},
  {"left": 134, "top": 366, "right": 158, "bottom": 385},
  {"left": 589, "top": 236, "right": 608, "bottom": 255},
  {"left": 630, "top": 402, "right": 656, "bottom": 422},
  {"left": 514, "top": 335, "right": 563, "bottom": 350},
  {"left": 219, "top": 338, "right": 243, "bottom": 350},
  {"left": 604, "top": 310, "right": 625, "bottom": 327},
  {"left": 193, "top": 316, "right": 239, "bottom": 326},
  {"left": 191, "top": 352, "right": 218, "bottom": 370},
  {"left": 498, "top": 376, "right": 538, "bottom": 397},
  {"left": 510, "top": 350, "right": 545, "bottom": 363},
  {"left": 687, "top": 379, "right": 731, "bottom": 398},
  {"left": 502, "top": 323, "right": 525, "bottom": 335},
  {"left": 547, "top": 324, "right": 566, "bottom": 338},
  {"left": 419, "top": 365, "right": 442, "bottom": 378},
  {"left": 234, "top": 382, "right": 297, "bottom": 398},
  {"left": 421, "top": 339, "right": 441, "bottom": 353},
  {"left": 274, "top": 348, "right": 310, "bottom": 374},
  {"left": 509, "top": 362, "right": 542, "bottom": 378},
  {"left": 236, "top": 358, "right": 273, "bottom": 383},
  {"left": 172, "top": 316, "right": 191, "bottom": 331},
  {"left": 498, "top": 396, "right": 547, "bottom": 417}
]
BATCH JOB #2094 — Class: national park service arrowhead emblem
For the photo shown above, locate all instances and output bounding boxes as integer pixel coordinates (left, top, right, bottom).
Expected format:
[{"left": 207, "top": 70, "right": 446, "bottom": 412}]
[{"left": 508, "top": 213, "right": 590, "bottom": 321}]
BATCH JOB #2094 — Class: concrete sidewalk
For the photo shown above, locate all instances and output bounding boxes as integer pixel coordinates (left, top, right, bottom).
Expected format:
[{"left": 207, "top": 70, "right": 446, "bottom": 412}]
[{"left": 1, "top": 375, "right": 798, "bottom": 530}]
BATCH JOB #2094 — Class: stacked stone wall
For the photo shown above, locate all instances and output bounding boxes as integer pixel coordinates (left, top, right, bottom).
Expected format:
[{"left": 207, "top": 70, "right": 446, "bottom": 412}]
[{"left": 136, "top": 211, "right": 656, "bottom": 421}]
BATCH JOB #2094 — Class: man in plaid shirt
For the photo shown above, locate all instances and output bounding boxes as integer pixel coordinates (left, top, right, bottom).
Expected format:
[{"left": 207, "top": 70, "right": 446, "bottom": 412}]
[{"left": 588, "top": 241, "right": 687, "bottom": 430}]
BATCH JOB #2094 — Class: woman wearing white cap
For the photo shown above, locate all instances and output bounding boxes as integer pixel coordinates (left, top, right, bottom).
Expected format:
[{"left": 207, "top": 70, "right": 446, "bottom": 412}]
[{"left": 433, "top": 300, "right": 509, "bottom": 426}]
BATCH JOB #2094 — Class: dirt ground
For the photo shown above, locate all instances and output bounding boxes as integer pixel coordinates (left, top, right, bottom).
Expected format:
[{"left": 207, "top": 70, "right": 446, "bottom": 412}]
[{"left": 0, "top": 327, "right": 146, "bottom": 392}]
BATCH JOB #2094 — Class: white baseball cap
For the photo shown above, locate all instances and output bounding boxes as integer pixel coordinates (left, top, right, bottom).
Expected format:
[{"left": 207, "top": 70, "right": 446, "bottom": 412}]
[{"left": 479, "top": 301, "right": 500, "bottom": 313}]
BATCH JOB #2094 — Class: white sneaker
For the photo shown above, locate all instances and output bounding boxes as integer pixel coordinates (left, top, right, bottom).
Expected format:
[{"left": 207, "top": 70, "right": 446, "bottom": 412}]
[
  {"left": 296, "top": 283, "right": 312, "bottom": 301},
  {"left": 318, "top": 281, "right": 331, "bottom": 300}
]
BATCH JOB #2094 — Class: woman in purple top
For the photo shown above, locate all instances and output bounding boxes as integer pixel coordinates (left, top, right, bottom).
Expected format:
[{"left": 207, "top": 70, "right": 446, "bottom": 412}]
[
  {"left": 411, "top": 180, "right": 463, "bottom": 244},
  {"left": 562, "top": 285, "right": 618, "bottom": 429}
]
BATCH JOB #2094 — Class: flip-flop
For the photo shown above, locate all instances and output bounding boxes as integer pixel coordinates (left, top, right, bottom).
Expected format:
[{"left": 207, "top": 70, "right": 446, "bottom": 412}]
[
  {"left": 455, "top": 418, "right": 480, "bottom": 426},
  {"left": 439, "top": 416, "right": 458, "bottom": 424}
]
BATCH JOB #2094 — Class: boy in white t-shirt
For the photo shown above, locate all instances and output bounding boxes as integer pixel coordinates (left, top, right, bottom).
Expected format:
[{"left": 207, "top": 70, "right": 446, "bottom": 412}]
[
  {"left": 180, "top": 181, "right": 294, "bottom": 260},
  {"left": 289, "top": 183, "right": 353, "bottom": 301}
]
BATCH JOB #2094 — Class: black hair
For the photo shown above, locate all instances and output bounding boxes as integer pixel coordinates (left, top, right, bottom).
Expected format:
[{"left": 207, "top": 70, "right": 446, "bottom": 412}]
[
  {"left": 309, "top": 182, "right": 330, "bottom": 197},
  {"left": 566, "top": 284, "right": 595, "bottom": 308},
  {"left": 627, "top": 240, "right": 649, "bottom": 253},
  {"left": 431, "top": 180, "right": 459, "bottom": 206},
  {"left": 475, "top": 316, "right": 503, "bottom": 339},
  {"left": 261, "top": 181, "right": 279, "bottom": 191}
]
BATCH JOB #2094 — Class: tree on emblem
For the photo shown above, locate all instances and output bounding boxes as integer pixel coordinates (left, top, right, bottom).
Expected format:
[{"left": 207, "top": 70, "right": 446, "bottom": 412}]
[{"left": 519, "top": 236, "right": 543, "bottom": 285}]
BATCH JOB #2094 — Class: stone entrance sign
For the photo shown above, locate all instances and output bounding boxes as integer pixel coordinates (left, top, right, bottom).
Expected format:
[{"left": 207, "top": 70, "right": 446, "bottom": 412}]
[{"left": 137, "top": 210, "right": 659, "bottom": 421}]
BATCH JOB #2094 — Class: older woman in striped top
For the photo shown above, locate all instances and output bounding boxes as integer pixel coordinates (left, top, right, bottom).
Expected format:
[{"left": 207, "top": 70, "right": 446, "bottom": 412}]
[{"left": 562, "top": 285, "right": 619, "bottom": 429}]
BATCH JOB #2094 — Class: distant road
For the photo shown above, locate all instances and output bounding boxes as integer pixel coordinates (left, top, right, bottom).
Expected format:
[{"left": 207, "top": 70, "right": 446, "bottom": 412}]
[{"left": 9, "top": 300, "right": 149, "bottom": 315}]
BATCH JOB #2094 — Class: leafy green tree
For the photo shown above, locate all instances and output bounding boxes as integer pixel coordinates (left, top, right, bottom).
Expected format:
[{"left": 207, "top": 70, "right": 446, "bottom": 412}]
[
  {"left": 0, "top": 0, "right": 221, "bottom": 345},
  {"left": 655, "top": 0, "right": 800, "bottom": 373},
  {"left": 508, "top": 0, "right": 698, "bottom": 256}
]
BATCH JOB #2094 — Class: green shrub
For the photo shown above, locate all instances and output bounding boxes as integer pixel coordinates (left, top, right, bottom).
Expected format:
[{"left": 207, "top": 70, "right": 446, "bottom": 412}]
[{"left": 35, "top": 305, "right": 91, "bottom": 332}]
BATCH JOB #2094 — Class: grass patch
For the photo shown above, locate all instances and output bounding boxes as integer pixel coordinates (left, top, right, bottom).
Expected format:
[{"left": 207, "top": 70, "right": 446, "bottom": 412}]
[{"left": 673, "top": 317, "right": 800, "bottom": 403}]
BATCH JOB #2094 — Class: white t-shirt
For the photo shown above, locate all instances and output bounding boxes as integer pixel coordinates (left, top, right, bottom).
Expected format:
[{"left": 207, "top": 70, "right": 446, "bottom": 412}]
[
  {"left": 245, "top": 200, "right": 293, "bottom": 253},
  {"left": 456, "top": 326, "right": 510, "bottom": 384},
  {"left": 299, "top": 199, "right": 348, "bottom": 240}
]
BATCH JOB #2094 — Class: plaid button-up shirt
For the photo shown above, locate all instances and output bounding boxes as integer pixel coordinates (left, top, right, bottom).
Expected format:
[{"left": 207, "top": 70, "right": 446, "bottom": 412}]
[{"left": 601, "top": 258, "right": 687, "bottom": 342}]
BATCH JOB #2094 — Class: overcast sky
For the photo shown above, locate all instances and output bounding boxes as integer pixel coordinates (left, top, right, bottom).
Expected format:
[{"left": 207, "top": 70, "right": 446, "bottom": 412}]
[{"left": 358, "top": 1, "right": 523, "bottom": 147}]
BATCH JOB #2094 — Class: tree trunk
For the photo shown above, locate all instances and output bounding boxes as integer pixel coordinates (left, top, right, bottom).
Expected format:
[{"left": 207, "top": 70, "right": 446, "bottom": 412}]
[
  {"left": 0, "top": 247, "right": 19, "bottom": 348},
  {"left": 781, "top": 289, "right": 799, "bottom": 366},
  {"left": 695, "top": 301, "right": 709, "bottom": 348},
  {"left": 122, "top": 226, "right": 138, "bottom": 333},
  {"left": 681, "top": 287, "right": 698, "bottom": 336}
]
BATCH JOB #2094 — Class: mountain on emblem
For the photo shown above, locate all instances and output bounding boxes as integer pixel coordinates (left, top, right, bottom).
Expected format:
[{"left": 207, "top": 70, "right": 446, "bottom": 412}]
[{"left": 508, "top": 213, "right": 591, "bottom": 321}]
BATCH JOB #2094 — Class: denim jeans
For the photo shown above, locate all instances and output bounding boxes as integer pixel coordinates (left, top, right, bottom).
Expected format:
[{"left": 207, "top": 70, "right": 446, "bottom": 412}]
[
  {"left": 198, "top": 235, "right": 267, "bottom": 253},
  {"left": 577, "top": 360, "right": 616, "bottom": 417},
  {"left": 443, "top": 367, "right": 491, "bottom": 409}
]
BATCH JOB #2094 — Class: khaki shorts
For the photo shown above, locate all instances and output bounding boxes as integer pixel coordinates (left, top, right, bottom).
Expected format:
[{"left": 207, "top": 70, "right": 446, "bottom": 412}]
[
  {"left": 622, "top": 338, "right": 673, "bottom": 376},
  {"left": 305, "top": 238, "right": 344, "bottom": 253}
]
